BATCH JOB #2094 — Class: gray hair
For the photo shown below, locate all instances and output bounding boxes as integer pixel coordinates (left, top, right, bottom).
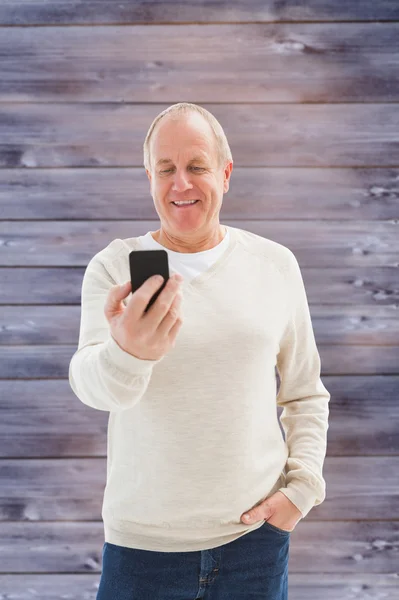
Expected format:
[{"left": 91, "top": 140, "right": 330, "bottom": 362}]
[{"left": 143, "top": 102, "right": 233, "bottom": 173}]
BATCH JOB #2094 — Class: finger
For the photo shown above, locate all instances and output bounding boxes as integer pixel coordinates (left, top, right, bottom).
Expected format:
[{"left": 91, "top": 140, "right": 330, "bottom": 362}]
[
  {"left": 104, "top": 281, "right": 131, "bottom": 319},
  {"left": 157, "top": 290, "right": 183, "bottom": 337},
  {"left": 142, "top": 276, "right": 182, "bottom": 327},
  {"left": 127, "top": 275, "right": 166, "bottom": 319},
  {"left": 167, "top": 311, "right": 184, "bottom": 344}
]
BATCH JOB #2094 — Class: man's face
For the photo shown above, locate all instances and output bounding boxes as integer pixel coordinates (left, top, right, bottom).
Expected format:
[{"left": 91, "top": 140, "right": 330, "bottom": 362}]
[{"left": 146, "top": 112, "right": 233, "bottom": 235}]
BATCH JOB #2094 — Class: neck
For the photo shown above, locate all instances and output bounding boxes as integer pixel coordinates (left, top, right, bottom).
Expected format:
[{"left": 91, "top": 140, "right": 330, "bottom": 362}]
[{"left": 151, "top": 225, "right": 226, "bottom": 253}]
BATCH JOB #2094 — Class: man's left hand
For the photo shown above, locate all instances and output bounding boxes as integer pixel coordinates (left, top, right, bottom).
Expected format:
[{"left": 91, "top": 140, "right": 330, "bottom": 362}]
[{"left": 240, "top": 491, "right": 303, "bottom": 532}]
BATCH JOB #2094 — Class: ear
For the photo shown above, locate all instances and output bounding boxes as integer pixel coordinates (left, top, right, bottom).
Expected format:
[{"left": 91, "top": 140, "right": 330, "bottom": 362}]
[{"left": 223, "top": 161, "right": 233, "bottom": 194}]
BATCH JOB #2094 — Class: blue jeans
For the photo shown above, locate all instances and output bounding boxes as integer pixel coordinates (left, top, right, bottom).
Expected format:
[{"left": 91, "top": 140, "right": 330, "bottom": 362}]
[{"left": 96, "top": 520, "right": 290, "bottom": 599}]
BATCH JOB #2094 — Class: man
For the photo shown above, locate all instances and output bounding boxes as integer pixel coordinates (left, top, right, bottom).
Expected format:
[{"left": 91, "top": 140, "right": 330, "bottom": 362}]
[{"left": 69, "top": 102, "right": 330, "bottom": 600}]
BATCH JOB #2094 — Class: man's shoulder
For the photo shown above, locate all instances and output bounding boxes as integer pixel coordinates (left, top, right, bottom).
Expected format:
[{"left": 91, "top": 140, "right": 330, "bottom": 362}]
[
  {"left": 235, "top": 226, "right": 296, "bottom": 273},
  {"left": 89, "top": 237, "right": 139, "bottom": 268}
]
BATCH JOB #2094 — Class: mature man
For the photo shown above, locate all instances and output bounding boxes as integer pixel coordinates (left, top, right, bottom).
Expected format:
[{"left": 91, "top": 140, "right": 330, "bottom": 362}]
[{"left": 69, "top": 102, "right": 330, "bottom": 600}]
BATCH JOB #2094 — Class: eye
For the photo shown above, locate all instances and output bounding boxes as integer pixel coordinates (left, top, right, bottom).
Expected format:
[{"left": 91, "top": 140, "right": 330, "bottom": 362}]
[{"left": 160, "top": 167, "right": 204, "bottom": 174}]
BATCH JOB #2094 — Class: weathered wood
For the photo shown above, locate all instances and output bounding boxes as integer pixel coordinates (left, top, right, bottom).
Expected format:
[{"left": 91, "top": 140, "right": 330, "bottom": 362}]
[
  {"left": 1, "top": 220, "right": 398, "bottom": 267},
  {"left": 1, "top": 305, "right": 398, "bottom": 345},
  {"left": 0, "top": 344, "right": 398, "bottom": 376},
  {"left": 0, "top": 167, "right": 398, "bottom": 220},
  {"left": 0, "top": 377, "right": 398, "bottom": 457},
  {"left": 0, "top": 456, "right": 398, "bottom": 520},
  {"left": 1, "top": 265, "right": 398, "bottom": 305},
  {"left": 0, "top": 379, "right": 109, "bottom": 457},
  {"left": 1, "top": 2, "right": 398, "bottom": 595},
  {"left": 0, "top": 104, "right": 398, "bottom": 168},
  {"left": 0, "top": 573, "right": 397, "bottom": 600},
  {"left": 0, "top": 521, "right": 398, "bottom": 573},
  {"left": 1, "top": 24, "right": 399, "bottom": 102},
  {"left": 0, "top": 0, "right": 398, "bottom": 25}
]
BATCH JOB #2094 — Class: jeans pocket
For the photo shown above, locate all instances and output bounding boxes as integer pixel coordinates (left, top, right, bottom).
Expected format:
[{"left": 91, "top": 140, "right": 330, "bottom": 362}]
[{"left": 262, "top": 519, "right": 292, "bottom": 536}]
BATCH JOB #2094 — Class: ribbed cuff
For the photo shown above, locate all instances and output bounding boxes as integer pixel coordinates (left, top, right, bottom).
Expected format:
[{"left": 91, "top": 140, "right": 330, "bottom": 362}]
[
  {"left": 103, "top": 335, "right": 164, "bottom": 376},
  {"left": 277, "top": 480, "right": 320, "bottom": 519}
]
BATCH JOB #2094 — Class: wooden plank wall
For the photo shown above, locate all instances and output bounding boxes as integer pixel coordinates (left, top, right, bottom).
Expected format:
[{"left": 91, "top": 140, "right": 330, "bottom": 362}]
[{"left": 0, "top": 1, "right": 399, "bottom": 598}]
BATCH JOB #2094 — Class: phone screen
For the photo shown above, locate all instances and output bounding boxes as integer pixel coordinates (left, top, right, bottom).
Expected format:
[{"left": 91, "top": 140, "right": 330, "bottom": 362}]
[{"left": 129, "top": 249, "right": 170, "bottom": 313}]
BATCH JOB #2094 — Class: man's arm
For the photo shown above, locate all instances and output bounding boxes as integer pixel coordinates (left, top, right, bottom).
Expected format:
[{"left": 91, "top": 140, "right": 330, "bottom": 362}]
[
  {"left": 276, "top": 250, "right": 330, "bottom": 519},
  {"left": 69, "top": 255, "right": 164, "bottom": 412}
]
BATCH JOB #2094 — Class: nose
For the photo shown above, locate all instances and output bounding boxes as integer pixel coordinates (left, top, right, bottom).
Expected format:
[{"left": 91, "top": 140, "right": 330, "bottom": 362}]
[{"left": 171, "top": 170, "right": 194, "bottom": 192}]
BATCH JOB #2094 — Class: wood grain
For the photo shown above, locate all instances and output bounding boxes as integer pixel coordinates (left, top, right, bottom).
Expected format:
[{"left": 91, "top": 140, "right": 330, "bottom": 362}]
[
  {"left": 1, "top": 456, "right": 399, "bottom": 520},
  {"left": 1, "top": 344, "right": 399, "bottom": 378},
  {"left": 0, "top": 521, "right": 398, "bottom": 573},
  {"left": 1, "top": 265, "right": 398, "bottom": 305},
  {"left": 1, "top": 220, "right": 398, "bottom": 267},
  {"left": 0, "top": 376, "right": 397, "bottom": 457},
  {"left": 1, "top": 305, "right": 398, "bottom": 346},
  {"left": 0, "top": 104, "right": 398, "bottom": 168},
  {"left": 1, "top": 0, "right": 398, "bottom": 591},
  {"left": 1, "top": 24, "right": 399, "bottom": 102},
  {"left": 1, "top": 167, "right": 398, "bottom": 220},
  {"left": 1, "top": 0, "right": 398, "bottom": 25},
  {"left": 0, "top": 573, "right": 397, "bottom": 600}
]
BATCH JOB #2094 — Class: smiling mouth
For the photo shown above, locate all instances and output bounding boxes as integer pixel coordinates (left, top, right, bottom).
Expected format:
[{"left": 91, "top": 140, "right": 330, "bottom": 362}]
[{"left": 171, "top": 200, "right": 200, "bottom": 207}]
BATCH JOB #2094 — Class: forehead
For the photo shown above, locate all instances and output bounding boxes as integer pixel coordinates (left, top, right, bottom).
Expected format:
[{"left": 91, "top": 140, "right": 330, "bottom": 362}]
[{"left": 151, "top": 114, "right": 215, "bottom": 164}]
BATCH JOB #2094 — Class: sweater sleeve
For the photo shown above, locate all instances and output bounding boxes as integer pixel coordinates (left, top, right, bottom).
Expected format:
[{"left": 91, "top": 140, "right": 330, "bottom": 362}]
[
  {"left": 276, "top": 250, "right": 330, "bottom": 519},
  {"left": 68, "top": 254, "right": 164, "bottom": 412}
]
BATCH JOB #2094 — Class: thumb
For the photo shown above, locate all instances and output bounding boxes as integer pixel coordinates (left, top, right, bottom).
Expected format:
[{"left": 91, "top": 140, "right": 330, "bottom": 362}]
[{"left": 241, "top": 500, "right": 273, "bottom": 524}]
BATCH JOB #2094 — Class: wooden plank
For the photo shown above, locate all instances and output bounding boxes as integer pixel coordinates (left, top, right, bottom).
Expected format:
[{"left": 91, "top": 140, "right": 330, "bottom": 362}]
[
  {"left": 0, "top": 0, "right": 398, "bottom": 25},
  {"left": 0, "top": 456, "right": 398, "bottom": 519},
  {"left": 1, "top": 220, "right": 398, "bottom": 267},
  {"left": 0, "top": 521, "right": 398, "bottom": 573},
  {"left": 0, "top": 380, "right": 108, "bottom": 457},
  {"left": 0, "top": 104, "right": 398, "bottom": 168},
  {"left": 0, "top": 167, "right": 398, "bottom": 221},
  {"left": 0, "top": 377, "right": 398, "bottom": 457},
  {"left": 1, "top": 305, "right": 399, "bottom": 346},
  {"left": 0, "top": 344, "right": 398, "bottom": 377},
  {"left": 0, "top": 573, "right": 397, "bottom": 600},
  {"left": 1, "top": 265, "right": 398, "bottom": 305},
  {"left": 1, "top": 24, "right": 399, "bottom": 102}
]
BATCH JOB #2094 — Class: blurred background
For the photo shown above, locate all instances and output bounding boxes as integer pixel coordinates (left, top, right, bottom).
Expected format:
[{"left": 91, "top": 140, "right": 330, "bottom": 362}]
[{"left": 0, "top": 1, "right": 398, "bottom": 598}]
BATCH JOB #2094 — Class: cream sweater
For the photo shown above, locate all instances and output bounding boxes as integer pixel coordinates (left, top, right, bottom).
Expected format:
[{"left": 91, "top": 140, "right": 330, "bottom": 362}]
[{"left": 68, "top": 224, "right": 330, "bottom": 552}]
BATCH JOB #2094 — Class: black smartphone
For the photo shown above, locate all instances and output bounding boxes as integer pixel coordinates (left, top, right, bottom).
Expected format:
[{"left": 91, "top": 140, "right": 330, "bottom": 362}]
[{"left": 129, "top": 249, "right": 170, "bottom": 313}]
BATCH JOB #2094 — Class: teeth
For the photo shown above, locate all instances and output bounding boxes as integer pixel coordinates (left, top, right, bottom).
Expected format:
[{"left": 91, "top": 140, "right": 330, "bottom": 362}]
[{"left": 174, "top": 200, "right": 197, "bottom": 205}]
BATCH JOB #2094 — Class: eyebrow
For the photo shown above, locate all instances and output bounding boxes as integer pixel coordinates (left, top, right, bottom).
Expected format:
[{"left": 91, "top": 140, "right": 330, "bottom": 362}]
[{"left": 156, "top": 156, "right": 207, "bottom": 167}]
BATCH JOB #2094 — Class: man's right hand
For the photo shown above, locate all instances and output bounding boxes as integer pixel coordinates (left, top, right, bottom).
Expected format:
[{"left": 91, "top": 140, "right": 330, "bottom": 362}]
[{"left": 104, "top": 273, "right": 184, "bottom": 361}]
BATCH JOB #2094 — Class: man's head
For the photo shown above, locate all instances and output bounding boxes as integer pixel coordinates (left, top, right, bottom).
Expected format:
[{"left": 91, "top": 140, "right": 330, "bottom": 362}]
[{"left": 144, "top": 103, "right": 233, "bottom": 243}]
